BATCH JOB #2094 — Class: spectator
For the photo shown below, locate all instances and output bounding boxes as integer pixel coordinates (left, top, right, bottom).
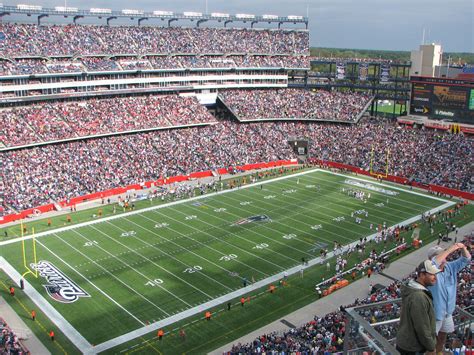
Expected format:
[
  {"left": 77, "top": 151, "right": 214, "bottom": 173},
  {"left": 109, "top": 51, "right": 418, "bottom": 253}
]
[
  {"left": 396, "top": 260, "right": 440, "bottom": 355},
  {"left": 427, "top": 243, "right": 472, "bottom": 353}
]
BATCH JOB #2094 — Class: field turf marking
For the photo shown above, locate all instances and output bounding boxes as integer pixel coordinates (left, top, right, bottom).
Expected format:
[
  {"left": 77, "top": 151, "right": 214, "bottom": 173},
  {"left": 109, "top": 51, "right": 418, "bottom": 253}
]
[
  {"left": 62, "top": 229, "right": 172, "bottom": 317},
  {"left": 142, "top": 211, "right": 270, "bottom": 277},
  {"left": 87, "top": 225, "right": 196, "bottom": 306},
  {"left": 162, "top": 206, "right": 290, "bottom": 269},
  {"left": 102, "top": 220, "right": 221, "bottom": 298},
  {"left": 0, "top": 168, "right": 449, "bottom": 248},
  {"left": 121, "top": 216, "right": 235, "bottom": 292}
]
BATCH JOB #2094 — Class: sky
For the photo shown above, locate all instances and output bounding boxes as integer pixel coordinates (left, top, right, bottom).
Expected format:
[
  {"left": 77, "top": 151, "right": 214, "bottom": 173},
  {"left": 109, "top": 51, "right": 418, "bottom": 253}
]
[{"left": 3, "top": 0, "right": 473, "bottom": 52}]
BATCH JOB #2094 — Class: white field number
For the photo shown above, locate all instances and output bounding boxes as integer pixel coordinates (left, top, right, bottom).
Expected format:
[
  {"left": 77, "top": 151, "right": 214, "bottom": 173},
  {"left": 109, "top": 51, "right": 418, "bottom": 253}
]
[
  {"left": 185, "top": 215, "right": 197, "bottom": 220},
  {"left": 145, "top": 279, "right": 164, "bottom": 287},
  {"left": 264, "top": 195, "right": 276, "bottom": 199},
  {"left": 283, "top": 189, "right": 296, "bottom": 194},
  {"left": 283, "top": 233, "right": 297, "bottom": 240},
  {"left": 333, "top": 216, "right": 345, "bottom": 222},
  {"left": 183, "top": 265, "right": 202, "bottom": 273},
  {"left": 121, "top": 231, "right": 136, "bottom": 237},
  {"left": 311, "top": 224, "right": 323, "bottom": 230},
  {"left": 306, "top": 185, "right": 315, "bottom": 188},
  {"left": 253, "top": 243, "right": 269, "bottom": 250},
  {"left": 219, "top": 254, "right": 238, "bottom": 261},
  {"left": 214, "top": 208, "right": 226, "bottom": 212},
  {"left": 154, "top": 222, "right": 169, "bottom": 228},
  {"left": 240, "top": 201, "right": 252, "bottom": 206},
  {"left": 83, "top": 240, "right": 98, "bottom": 247}
]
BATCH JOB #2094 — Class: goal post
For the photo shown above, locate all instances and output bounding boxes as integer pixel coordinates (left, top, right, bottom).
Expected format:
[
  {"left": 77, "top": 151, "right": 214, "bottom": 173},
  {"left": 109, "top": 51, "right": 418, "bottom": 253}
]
[
  {"left": 21, "top": 222, "right": 38, "bottom": 279},
  {"left": 369, "top": 145, "right": 390, "bottom": 179}
]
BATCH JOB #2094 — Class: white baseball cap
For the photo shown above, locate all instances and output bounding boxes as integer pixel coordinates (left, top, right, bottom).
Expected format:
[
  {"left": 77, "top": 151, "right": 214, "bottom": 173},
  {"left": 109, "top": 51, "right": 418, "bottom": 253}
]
[{"left": 416, "top": 260, "right": 442, "bottom": 275}]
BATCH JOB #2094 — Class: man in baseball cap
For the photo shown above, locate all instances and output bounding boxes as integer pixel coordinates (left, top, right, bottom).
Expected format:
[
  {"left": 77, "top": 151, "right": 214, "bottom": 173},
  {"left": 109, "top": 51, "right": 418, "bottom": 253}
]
[
  {"left": 396, "top": 260, "right": 441, "bottom": 354},
  {"left": 427, "top": 243, "right": 471, "bottom": 354}
]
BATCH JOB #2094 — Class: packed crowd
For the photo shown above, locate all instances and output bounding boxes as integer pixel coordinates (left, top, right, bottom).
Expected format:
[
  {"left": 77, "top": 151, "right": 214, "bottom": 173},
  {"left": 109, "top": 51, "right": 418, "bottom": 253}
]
[
  {"left": 220, "top": 88, "right": 372, "bottom": 122},
  {"left": 1, "top": 118, "right": 473, "bottom": 213},
  {"left": 0, "top": 24, "right": 309, "bottom": 57},
  {"left": 0, "top": 319, "right": 27, "bottom": 355},
  {"left": 0, "top": 94, "right": 216, "bottom": 147},
  {"left": 229, "top": 234, "right": 473, "bottom": 354},
  {"left": 0, "top": 55, "right": 309, "bottom": 76}
]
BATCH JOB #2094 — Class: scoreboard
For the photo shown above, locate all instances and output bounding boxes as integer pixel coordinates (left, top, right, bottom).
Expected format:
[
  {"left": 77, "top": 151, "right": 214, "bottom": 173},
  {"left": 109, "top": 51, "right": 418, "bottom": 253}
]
[{"left": 410, "top": 76, "right": 474, "bottom": 124}]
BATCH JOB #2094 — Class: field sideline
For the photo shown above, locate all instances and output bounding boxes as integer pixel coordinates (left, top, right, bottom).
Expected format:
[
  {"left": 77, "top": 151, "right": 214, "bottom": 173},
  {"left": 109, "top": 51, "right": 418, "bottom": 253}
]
[{"left": 0, "top": 168, "right": 457, "bottom": 354}]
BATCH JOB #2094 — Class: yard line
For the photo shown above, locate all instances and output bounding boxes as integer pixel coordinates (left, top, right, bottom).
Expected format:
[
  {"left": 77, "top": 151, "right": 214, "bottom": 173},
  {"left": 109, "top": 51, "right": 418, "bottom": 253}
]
[
  {"left": 226, "top": 180, "right": 408, "bottom": 232},
  {"left": 107, "top": 218, "right": 232, "bottom": 298},
  {"left": 92, "top": 199, "right": 455, "bottom": 354},
  {"left": 141, "top": 211, "right": 270, "bottom": 277},
  {"left": 0, "top": 168, "right": 450, "bottom": 248},
  {"left": 42, "top": 236, "right": 146, "bottom": 325},
  {"left": 295, "top": 174, "right": 432, "bottom": 213},
  {"left": 206, "top": 196, "right": 342, "bottom": 248},
  {"left": 184, "top": 198, "right": 317, "bottom": 257},
  {"left": 276, "top": 175, "right": 425, "bottom": 216},
  {"left": 61, "top": 230, "right": 171, "bottom": 318},
  {"left": 251, "top": 178, "right": 408, "bottom": 225},
  {"left": 217, "top": 193, "right": 356, "bottom": 242},
  {"left": 306, "top": 170, "right": 445, "bottom": 209},
  {"left": 121, "top": 216, "right": 235, "bottom": 291},
  {"left": 86, "top": 225, "right": 196, "bottom": 306},
  {"left": 163, "top": 206, "right": 296, "bottom": 268},
  {"left": 270, "top": 177, "right": 435, "bottom": 226}
]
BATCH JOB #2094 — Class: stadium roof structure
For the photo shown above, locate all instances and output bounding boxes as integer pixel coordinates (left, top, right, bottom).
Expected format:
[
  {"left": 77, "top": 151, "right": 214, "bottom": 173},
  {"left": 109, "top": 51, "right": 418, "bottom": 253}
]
[{"left": 0, "top": 4, "right": 308, "bottom": 28}]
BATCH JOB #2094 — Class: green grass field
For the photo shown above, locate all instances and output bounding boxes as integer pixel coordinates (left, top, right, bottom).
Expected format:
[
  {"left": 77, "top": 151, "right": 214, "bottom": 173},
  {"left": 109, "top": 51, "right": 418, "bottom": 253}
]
[{"left": 0, "top": 169, "right": 465, "bottom": 354}]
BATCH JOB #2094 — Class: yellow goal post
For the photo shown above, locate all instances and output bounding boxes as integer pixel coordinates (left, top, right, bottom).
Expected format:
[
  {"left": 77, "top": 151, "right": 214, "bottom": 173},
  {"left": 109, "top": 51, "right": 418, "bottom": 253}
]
[
  {"left": 369, "top": 145, "right": 391, "bottom": 179},
  {"left": 20, "top": 222, "right": 38, "bottom": 279}
]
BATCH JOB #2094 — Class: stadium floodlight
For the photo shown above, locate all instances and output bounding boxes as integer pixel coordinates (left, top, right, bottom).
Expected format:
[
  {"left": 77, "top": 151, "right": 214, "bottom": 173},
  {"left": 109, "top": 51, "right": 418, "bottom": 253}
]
[
  {"left": 235, "top": 13, "right": 255, "bottom": 19},
  {"left": 55, "top": 6, "right": 79, "bottom": 12},
  {"left": 122, "top": 9, "right": 144, "bottom": 15},
  {"left": 90, "top": 8, "right": 112, "bottom": 14},
  {"left": 17, "top": 4, "right": 43, "bottom": 10},
  {"left": 211, "top": 12, "right": 230, "bottom": 18},
  {"left": 183, "top": 11, "right": 202, "bottom": 17},
  {"left": 153, "top": 10, "right": 173, "bottom": 16},
  {"left": 262, "top": 14, "right": 279, "bottom": 20},
  {"left": 287, "top": 15, "right": 304, "bottom": 20}
]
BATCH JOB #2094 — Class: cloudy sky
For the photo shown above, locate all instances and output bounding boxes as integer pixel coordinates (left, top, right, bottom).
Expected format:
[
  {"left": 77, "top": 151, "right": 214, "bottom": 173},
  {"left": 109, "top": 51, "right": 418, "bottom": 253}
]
[{"left": 5, "top": 0, "right": 473, "bottom": 52}]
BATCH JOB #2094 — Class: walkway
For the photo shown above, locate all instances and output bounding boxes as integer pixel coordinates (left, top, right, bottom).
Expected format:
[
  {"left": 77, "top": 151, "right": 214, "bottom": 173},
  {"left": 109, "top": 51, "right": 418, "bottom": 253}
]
[{"left": 0, "top": 296, "right": 51, "bottom": 355}]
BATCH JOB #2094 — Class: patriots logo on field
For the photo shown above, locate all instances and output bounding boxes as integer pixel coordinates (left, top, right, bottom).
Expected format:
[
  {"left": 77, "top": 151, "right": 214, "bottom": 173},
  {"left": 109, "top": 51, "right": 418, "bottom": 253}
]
[
  {"left": 32, "top": 261, "right": 90, "bottom": 304},
  {"left": 232, "top": 215, "right": 271, "bottom": 226}
]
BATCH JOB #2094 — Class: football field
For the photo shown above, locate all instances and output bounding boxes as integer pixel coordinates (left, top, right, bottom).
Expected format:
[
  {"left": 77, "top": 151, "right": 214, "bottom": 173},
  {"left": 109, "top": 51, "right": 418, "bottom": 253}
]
[{"left": 0, "top": 169, "right": 453, "bottom": 353}]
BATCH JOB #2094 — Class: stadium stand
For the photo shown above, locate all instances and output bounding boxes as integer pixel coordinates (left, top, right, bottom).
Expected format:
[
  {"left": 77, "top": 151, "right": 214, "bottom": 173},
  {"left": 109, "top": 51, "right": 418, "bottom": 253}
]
[
  {"left": 0, "top": 318, "right": 29, "bottom": 354},
  {"left": 0, "top": 55, "right": 310, "bottom": 76},
  {"left": 0, "top": 95, "right": 216, "bottom": 147},
  {"left": 0, "top": 24, "right": 309, "bottom": 56},
  {"left": 1, "top": 119, "right": 472, "bottom": 214},
  {"left": 219, "top": 88, "right": 371, "bottom": 122}
]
